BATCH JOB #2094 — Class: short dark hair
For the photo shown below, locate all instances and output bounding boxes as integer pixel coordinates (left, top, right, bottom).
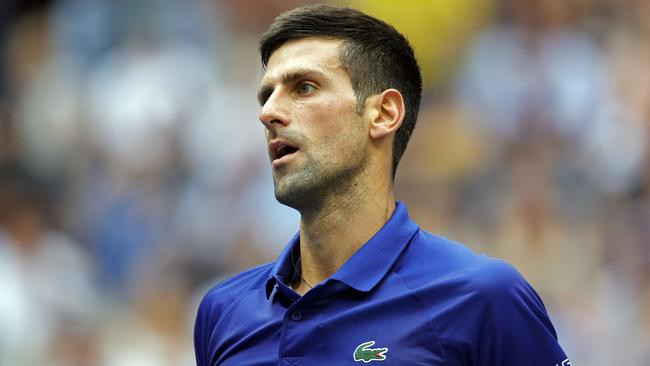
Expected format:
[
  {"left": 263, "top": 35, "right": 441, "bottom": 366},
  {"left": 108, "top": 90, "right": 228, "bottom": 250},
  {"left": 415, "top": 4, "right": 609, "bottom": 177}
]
[{"left": 260, "top": 5, "right": 422, "bottom": 178}]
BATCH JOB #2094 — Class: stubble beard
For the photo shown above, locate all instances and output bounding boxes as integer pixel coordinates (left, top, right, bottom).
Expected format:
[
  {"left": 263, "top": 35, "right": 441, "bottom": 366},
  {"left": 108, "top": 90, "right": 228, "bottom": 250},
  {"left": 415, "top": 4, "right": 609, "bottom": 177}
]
[
  {"left": 272, "top": 108, "right": 367, "bottom": 215},
  {"left": 273, "top": 147, "right": 367, "bottom": 215}
]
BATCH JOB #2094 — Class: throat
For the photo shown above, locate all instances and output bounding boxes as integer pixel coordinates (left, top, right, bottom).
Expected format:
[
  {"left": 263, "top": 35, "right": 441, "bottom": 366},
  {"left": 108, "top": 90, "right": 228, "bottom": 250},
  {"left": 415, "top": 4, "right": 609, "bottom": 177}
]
[{"left": 298, "top": 197, "right": 396, "bottom": 283}]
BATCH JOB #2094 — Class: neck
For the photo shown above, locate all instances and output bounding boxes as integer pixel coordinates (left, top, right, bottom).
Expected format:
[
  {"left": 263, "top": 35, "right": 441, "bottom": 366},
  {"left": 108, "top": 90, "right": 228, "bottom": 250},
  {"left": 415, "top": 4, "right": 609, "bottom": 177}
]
[{"left": 296, "top": 178, "right": 396, "bottom": 291}]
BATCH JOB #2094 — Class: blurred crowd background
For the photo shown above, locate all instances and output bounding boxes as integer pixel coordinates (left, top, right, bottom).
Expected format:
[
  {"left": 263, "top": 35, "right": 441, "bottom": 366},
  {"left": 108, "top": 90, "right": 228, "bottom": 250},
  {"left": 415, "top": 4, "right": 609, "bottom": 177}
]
[{"left": 0, "top": 0, "right": 648, "bottom": 364}]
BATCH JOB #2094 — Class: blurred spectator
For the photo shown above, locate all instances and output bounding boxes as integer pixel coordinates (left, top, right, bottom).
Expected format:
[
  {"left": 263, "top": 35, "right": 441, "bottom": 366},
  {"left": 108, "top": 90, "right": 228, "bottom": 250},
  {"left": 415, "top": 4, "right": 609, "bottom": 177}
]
[{"left": 0, "top": 164, "right": 99, "bottom": 365}]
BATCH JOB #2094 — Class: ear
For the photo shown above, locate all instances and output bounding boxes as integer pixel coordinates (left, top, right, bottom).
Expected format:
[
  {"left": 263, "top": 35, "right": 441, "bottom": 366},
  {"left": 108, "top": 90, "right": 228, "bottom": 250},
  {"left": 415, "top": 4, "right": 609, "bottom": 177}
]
[{"left": 366, "top": 89, "right": 405, "bottom": 140}]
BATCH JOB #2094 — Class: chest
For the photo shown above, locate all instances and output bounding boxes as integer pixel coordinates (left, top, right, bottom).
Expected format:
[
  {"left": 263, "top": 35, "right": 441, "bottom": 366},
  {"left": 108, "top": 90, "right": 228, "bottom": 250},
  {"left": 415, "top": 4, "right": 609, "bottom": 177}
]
[{"left": 209, "top": 285, "right": 446, "bottom": 365}]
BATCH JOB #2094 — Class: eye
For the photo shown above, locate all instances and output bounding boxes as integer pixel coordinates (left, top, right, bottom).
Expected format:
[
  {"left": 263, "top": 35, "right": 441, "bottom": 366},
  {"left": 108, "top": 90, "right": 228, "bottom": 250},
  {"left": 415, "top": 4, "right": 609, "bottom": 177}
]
[{"left": 297, "top": 82, "right": 316, "bottom": 96}]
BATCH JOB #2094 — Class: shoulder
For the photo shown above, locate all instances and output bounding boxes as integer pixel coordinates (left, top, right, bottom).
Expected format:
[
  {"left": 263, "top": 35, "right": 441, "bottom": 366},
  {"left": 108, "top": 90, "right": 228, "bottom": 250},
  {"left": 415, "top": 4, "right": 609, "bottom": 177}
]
[
  {"left": 395, "top": 232, "right": 568, "bottom": 361},
  {"left": 196, "top": 262, "right": 275, "bottom": 320},
  {"left": 463, "top": 256, "right": 528, "bottom": 300},
  {"left": 396, "top": 230, "right": 535, "bottom": 306},
  {"left": 194, "top": 262, "right": 274, "bottom": 346},
  {"left": 194, "top": 262, "right": 274, "bottom": 365},
  {"left": 395, "top": 230, "right": 503, "bottom": 285}
]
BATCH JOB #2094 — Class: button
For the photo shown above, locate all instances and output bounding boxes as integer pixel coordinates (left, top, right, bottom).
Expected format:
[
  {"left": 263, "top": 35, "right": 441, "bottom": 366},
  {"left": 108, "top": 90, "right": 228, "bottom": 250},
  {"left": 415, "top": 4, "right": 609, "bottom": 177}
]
[{"left": 290, "top": 310, "right": 303, "bottom": 321}]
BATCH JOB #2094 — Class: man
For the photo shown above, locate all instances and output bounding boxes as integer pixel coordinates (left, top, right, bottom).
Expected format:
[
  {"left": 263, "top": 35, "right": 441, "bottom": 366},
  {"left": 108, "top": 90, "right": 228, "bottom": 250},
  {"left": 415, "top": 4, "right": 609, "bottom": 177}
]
[{"left": 194, "top": 5, "right": 570, "bottom": 365}]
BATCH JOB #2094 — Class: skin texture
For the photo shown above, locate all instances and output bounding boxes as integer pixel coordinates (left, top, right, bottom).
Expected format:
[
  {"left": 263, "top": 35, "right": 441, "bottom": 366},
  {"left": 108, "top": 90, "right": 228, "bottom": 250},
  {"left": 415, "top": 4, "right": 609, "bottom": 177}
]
[
  {"left": 258, "top": 38, "right": 405, "bottom": 294},
  {"left": 258, "top": 38, "right": 367, "bottom": 211}
]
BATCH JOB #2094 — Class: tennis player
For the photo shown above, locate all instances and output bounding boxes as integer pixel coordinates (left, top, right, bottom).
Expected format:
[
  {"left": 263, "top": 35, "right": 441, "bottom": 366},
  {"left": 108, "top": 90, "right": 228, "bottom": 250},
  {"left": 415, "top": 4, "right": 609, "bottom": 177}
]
[{"left": 194, "top": 5, "right": 570, "bottom": 365}]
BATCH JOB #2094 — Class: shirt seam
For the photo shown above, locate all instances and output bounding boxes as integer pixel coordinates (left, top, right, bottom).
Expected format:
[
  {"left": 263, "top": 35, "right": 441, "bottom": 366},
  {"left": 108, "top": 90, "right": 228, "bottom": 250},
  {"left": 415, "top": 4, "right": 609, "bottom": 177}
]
[{"left": 392, "top": 269, "right": 448, "bottom": 364}]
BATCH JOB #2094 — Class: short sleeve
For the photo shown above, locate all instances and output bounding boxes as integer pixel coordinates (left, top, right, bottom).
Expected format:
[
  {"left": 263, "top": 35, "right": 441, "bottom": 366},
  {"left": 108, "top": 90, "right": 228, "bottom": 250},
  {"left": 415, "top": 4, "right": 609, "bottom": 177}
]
[
  {"left": 469, "top": 260, "right": 570, "bottom": 365},
  {"left": 194, "top": 289, "right": 220, "bottom": 366}
]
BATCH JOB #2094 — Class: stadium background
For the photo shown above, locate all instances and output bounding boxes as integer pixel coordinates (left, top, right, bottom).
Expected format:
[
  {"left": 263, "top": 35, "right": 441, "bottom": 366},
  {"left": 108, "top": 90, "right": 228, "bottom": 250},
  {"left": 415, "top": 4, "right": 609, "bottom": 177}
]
[{"left": 0, "top": 0, "right": 648, "bottom": 364}]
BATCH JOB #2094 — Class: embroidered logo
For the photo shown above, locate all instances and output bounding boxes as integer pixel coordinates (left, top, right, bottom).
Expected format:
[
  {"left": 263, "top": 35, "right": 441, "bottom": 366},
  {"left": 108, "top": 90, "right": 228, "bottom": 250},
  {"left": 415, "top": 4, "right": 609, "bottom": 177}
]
[
  {"left": 556, "top": 359, "right": 571, "bottom": 366},
  {"left": 353, "top": 341, "right": 388, "bottom": 363}
]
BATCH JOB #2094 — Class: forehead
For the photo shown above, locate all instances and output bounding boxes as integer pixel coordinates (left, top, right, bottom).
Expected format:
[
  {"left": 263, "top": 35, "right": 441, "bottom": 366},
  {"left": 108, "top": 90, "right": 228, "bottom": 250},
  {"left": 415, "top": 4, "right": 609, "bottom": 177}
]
[{"left": 261, "top": 38, "right": 346, "bottom": 82}]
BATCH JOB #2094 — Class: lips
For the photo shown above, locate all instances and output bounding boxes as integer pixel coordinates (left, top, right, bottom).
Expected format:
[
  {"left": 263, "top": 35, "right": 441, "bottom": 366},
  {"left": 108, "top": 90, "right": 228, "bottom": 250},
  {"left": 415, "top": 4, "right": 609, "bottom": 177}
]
[{"left": 269, "top": 139, "right": 299, "bottom": 164}]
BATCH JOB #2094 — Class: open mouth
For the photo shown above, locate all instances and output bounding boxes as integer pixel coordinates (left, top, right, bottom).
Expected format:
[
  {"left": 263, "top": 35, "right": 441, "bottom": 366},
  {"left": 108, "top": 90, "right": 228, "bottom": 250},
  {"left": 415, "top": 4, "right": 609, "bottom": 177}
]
[{"left": 270, "top": 140, "right": 299, "bottom": 163}]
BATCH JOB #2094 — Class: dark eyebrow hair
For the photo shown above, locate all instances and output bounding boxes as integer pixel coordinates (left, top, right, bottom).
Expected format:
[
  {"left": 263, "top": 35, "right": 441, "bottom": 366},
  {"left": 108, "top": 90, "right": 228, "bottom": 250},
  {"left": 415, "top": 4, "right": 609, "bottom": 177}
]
[
  {"left": 257, "top": 69, "right": 324, "bottom": 106},
  {"left": 257, "top": 85, "right": 274, "bottom": 107}
]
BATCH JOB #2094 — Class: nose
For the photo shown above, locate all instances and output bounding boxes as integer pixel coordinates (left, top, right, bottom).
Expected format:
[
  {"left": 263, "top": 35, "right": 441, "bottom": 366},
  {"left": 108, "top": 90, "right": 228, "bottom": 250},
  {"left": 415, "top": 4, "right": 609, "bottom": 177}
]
[{"left": 259, "top": 92, "right": 290, "bottom": 130}]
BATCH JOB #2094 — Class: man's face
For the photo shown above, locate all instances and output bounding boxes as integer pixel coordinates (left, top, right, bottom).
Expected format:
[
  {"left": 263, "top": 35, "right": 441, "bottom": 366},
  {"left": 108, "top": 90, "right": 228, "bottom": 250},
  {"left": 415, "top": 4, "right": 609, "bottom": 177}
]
[{"left": 258, "top": 38, "right": 368, "bottom": 209}]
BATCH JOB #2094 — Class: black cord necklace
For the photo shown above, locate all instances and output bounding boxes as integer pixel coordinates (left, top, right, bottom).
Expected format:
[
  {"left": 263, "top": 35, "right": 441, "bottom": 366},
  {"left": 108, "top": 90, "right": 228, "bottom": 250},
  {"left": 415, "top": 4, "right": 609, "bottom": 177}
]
[{"left": 291, "top": 246, "right": 315, "bottom": 289}]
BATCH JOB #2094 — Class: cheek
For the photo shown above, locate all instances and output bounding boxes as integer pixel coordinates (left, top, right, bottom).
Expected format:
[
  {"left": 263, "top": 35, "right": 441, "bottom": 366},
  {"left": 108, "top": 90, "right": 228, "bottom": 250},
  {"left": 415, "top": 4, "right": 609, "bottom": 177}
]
[
  {"left": 316, "top": 117, "right": 366, "bottom": 158},
  {"left": 312, "top": 99, "right": 359, "bottom": 134},
  {"left": 296, "top": 95, "right": 363, "bottom": 154}
]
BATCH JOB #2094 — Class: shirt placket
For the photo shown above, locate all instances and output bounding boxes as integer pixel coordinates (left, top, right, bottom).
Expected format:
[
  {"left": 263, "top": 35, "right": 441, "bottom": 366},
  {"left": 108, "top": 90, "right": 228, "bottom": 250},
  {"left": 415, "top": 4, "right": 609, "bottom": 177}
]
[{"left": 274, "top": 279, "right": 307, "bottom": 366}]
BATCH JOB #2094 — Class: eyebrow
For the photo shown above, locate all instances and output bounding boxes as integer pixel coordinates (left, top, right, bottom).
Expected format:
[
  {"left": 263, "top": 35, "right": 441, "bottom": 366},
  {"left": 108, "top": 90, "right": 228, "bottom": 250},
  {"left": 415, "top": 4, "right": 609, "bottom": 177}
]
[{"left": 257, "top": 69, "right": 324, "bottom": 106}]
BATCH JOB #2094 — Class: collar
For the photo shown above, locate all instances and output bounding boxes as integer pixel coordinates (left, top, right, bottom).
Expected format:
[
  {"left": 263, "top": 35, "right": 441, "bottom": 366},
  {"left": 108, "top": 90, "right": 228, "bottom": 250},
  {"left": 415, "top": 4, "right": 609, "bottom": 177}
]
[{"left": 265, "top": 202, "right": 419, "bottom": 298}]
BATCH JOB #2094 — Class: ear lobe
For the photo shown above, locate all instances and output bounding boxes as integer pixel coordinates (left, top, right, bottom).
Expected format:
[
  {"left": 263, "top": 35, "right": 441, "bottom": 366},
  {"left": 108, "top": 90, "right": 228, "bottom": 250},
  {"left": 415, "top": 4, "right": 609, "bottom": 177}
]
[{"left": 368, "top": 89, "right": 405, "bottom": 140}]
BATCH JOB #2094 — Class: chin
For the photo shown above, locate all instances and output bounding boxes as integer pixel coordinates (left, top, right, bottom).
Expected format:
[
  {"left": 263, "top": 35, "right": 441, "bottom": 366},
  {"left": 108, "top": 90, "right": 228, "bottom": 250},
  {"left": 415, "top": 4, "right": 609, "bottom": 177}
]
[
  {"left": 272, "top": 157, "right": 365, "bottom": 211},
  {"left": 273, "top": 174, "right": 326, "bottom": 211},
  {"left": 274, "top": 183, "right": 313, "bottom": 210}
]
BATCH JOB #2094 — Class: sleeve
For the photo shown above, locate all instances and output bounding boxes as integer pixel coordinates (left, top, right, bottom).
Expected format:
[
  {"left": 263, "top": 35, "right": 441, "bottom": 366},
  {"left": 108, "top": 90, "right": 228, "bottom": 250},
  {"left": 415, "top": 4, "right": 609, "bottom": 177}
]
[
  {"left": 194, "top": 289, "right": 219, "bottom": 366},
  {"left": 469, "top": 259, "right": 571, "bottom": 366}
]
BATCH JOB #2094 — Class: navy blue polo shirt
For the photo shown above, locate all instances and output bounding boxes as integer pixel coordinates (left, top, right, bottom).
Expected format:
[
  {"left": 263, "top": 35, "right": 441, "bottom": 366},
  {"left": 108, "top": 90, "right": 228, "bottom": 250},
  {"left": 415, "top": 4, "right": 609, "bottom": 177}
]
[{"left": 194, "top": 202, "right": 569, "bottom": 365}]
